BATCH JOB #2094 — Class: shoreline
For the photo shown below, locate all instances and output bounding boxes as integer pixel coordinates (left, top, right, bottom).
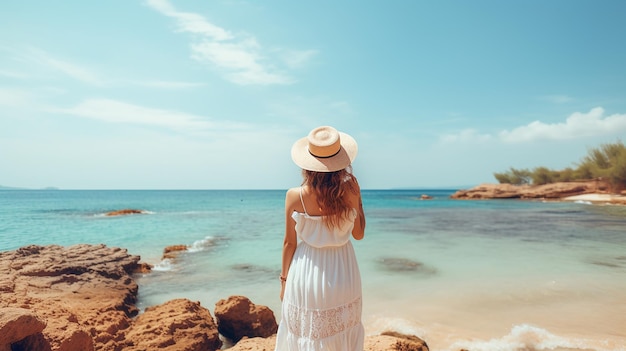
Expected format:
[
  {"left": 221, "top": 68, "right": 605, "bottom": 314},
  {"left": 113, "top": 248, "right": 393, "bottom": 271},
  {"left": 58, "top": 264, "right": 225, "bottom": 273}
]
[
  {"left": 136, "top": 239, "right": 626, "bottom": 351},
  {"left": 562, "top": 193, "right": 626, "bottom": 204},
  {"left": 3, "top": 241, "right": 625, "bottom": 351},
  {"left": 0, "top": 244, "right": 432, "bottom": 351}
]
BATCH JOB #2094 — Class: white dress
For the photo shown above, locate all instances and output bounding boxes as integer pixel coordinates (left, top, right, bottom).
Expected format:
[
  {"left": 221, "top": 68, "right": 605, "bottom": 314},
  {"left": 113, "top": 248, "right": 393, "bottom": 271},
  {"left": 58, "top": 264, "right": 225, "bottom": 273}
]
[{"left": 275, "top": 189, "right": 364, "bottom": 351}]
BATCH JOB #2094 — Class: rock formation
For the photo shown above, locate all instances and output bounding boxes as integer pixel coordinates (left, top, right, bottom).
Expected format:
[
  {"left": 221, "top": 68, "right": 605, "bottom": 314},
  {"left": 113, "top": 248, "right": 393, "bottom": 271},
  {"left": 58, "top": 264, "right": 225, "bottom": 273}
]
[
  {"left": 162, "top": 244, "right": 188, "bottom": 260},
  {"left": 450, "top": 180, "right": 610, "bottom": 200},
  {"left": 124, "top": 299, "right": 221, "bottom": 351},
  {"left": 226, "top": 333, "right": 430, "bottom": 351},
  {"left": 0, "top": 244, "right": 141, "bottom": 351},
  {"left": 0, "top": 244, "right": 221, "bottom": 351},
  {"left": 367, "top": 331, "right": 429, "bottom": 351},
  {"left": 105, "top": 209, "right": 145, "bottom": 216},
  {"left": 0, "top": 308, "right": 47, "bottom": 351}
]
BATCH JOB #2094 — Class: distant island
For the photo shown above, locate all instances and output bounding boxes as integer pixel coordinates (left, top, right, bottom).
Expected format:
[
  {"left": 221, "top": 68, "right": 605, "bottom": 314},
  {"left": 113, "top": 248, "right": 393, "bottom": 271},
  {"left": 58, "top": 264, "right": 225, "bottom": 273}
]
[
  {"left": 0, "top": 185, "right": 60, "bottom": 190},
  {"left": 451, "top": 140, "right": 626, "bottom": 204}
]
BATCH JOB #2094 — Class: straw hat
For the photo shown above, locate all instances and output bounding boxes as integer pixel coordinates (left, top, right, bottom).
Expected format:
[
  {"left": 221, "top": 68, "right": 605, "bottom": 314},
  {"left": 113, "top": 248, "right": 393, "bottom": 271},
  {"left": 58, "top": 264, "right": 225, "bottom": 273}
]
[{"left": 291, "top": 126, "right": 358, "bottom": 172}]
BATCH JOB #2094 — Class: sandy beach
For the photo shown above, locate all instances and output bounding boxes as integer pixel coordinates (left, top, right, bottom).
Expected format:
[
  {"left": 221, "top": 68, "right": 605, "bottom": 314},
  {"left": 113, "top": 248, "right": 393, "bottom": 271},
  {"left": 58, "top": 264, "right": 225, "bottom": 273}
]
[{"left": 563, "top": 193, "right": 626, "bottom": 203}]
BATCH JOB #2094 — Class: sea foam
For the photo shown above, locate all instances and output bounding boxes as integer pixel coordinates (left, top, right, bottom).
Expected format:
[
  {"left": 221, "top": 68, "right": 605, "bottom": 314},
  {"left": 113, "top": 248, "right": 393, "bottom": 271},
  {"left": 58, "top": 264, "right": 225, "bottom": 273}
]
[
  {"left": 449, "top": 324, "right": 622, "bottom": 351},
  {"left": 187, "top": 236, "right": 217, "bottom": 253},
  {"left": 151, "top": 258, "right": 173, "bottom": 272}
]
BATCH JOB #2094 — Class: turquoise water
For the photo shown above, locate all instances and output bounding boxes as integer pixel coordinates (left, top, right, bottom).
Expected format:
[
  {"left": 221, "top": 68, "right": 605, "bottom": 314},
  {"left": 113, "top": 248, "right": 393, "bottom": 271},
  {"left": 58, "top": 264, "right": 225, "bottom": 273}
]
[{"left": 1, "top": 189, "right": 625, "bottom": 351}]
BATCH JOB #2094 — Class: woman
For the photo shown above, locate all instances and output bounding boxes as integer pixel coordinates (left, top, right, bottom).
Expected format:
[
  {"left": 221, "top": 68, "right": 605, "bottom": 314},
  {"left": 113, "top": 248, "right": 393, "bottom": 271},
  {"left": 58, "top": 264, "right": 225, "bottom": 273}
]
[{"left": 275, "top": 126, "right": 366, "bottom": 351}]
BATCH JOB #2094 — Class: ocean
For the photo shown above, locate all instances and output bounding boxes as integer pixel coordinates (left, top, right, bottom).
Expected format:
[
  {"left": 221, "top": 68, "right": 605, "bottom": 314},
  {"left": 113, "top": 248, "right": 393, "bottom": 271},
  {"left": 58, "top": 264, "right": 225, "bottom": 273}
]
[{"left": 1, "top": 189, "right": 625, "bottom": 351}]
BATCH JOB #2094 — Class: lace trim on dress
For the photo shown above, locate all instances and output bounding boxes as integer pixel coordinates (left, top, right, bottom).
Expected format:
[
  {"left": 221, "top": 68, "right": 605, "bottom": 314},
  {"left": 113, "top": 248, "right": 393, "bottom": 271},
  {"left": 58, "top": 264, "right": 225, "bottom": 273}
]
[{"left": 286, "top": 296, "right": 362, "bottom": 340}]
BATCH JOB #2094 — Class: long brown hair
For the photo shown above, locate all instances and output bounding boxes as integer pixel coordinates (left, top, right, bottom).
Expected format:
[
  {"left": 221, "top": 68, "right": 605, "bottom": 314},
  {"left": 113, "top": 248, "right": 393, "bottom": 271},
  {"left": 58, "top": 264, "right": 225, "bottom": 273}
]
[{"left": 302, "top": 166, "right": 359, "bottom": 228}]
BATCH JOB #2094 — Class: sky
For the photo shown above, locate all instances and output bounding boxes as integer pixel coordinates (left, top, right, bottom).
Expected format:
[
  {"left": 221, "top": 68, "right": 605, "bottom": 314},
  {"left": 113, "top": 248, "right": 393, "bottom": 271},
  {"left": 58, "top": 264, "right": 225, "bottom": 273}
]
[{"left": 1, "top": 0, "right": 626, "bottom": 190}]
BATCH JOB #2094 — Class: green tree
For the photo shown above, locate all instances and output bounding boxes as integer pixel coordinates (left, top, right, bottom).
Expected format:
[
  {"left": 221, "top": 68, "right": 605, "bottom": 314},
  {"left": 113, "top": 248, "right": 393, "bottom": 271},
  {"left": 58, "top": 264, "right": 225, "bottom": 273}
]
[
  {"left": 494, "top": 172, "right": 512, "bottom": 184},
  {"left": 531, "top": 167, "right": 553, "bottom": 185},
  {"left": 556, "top": 167, "right": 575, "bottom": 182},
  {"left": 493, "top": 168, "right": 531, "bottom": 185},
  {"left": 509, "top": 168, "right": 531, "bottom": 185},
  {"left": 494, "top": 140, "right": 625, "bottom": 190},
  {"left": 576, "top": 140, "right": 626, "bottom": 190}
]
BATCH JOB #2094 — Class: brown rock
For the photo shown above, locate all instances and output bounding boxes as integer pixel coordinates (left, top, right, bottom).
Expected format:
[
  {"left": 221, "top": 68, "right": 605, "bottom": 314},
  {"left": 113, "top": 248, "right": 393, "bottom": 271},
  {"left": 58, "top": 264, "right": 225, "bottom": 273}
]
[
  {"left": 224, "top": 335, "right": 276, "bottom": 351},
  {"left": 0, "top": 308, "right": 46, "bottom": 350},
  {"left": 226, "top": 333, "right": 429, "bottom": 351},
  {"left": 124, "top": 299, "right": 221, "bottom": 351},
  {"left": 162, "top": 244, "right": 188, "bottom": 260},
  {"left": 450, "top": 180, "right": 612, "bottom": 200},
  {"left": 105, "top": 209, "right": 145, "bottom": 216},
  {"left": 214, "top": 296, "right": 278, "bottom": 343},
  {"left": 376, "top": 331, "right": 429, "bottom": 351},
  {"left": 1, "top": 244, "right": 256, "bottom": 351},
  {"left": 133, "top": 262, "right": 153, "bottom": 274},
  {"left": 0, "top": 244, "right": 142, "bottom": 351},
  {"left": 420, "top": 194, "right": 433, "bottom": 200}
]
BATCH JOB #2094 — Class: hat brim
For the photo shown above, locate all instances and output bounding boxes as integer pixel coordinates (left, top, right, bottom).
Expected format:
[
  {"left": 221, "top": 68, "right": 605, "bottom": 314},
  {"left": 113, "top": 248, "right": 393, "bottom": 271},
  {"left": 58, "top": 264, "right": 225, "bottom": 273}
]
[{"left": 291, "top": 132, "right": 358, "bottom": 172}]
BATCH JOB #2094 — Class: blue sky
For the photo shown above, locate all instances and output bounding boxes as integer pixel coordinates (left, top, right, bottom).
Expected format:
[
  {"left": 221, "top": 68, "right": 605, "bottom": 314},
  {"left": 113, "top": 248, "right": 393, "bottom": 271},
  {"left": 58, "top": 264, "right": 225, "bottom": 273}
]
[{"left": 1, "top": 0, "right": 625, "bottom": 189}]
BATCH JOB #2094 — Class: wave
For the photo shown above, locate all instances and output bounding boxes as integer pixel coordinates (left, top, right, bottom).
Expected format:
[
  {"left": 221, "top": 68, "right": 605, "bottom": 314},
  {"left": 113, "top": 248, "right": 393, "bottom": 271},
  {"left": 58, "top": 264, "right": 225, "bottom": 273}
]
[
  {"left": 187, "top": 236, "right": 221, "bottom": 253},
  {"left": 574, "top": 200, "right": 593, "bottom": 205},
  {"left": 147, "top": 236, "right": 222, "bottom": 272},
  {"left": 365, "top": 317, "right": 623, "bottom": 351},
  {"left": 449, "top": 324, "right": 623, "bottom": 351},
  {"left": 151, "top": 258, "right": 173, "bottom": 272}
]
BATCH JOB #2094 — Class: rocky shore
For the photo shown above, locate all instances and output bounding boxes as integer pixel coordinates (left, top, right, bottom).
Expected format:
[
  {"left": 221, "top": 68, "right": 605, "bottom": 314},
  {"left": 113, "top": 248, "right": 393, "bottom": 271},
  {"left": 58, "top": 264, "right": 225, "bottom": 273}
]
[
  {"left": 450, "top": 179, "right": 626, "bottom": 204},
  {"left": 0, "top": 244, "right": 430, "bottom": 351}
]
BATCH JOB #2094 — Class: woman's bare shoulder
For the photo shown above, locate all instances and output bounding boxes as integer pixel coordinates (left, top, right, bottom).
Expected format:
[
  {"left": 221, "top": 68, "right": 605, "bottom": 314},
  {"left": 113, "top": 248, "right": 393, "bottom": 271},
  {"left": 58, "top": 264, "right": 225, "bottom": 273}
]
[
  {"left": 286, "top": 187, "right": 301, "bottom": 197},
  {"left": 285, "top": 187, "right": 301, "bottom": 207},
  {"left": 285, "top": 187, "right": 301, "bottom": 213}
]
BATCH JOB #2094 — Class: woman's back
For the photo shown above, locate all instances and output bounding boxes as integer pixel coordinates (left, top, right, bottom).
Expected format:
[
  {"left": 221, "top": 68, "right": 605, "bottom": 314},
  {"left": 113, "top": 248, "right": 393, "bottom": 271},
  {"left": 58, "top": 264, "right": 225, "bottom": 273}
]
[{"left": 276, "top": 126, "right": 365, "bottom": 350}]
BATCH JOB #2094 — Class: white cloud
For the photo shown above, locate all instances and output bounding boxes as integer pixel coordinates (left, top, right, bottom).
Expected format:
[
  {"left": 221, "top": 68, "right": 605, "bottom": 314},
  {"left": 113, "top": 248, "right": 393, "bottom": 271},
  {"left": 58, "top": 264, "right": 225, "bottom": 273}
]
[
  {"left": 499, "top": 107, "right": 626, "bottom": 142},
  {"left": 0, "top": 88, "right": 32, "bottom": 107},
  {"left": 131, "top": 80, "right": 206, "bottom": 89},
  {"left": 6, "top": 46, "right": 209, "bottom": 90},
  {"left": 279, "top": 49, "right": 318, "bottom": 69},
  {"left": 0, "top": 70, "right": 29, "bottom": 79},
  {"left": 440, "top": 107, "right": 626, "bottom": 144},
  {"left": 191, "top": 40, "right": 292, "bottom": 85},
  {"left": 145, "top": 0, "right": 233, "bottom": 40},
  {"left": 26, "top": 47, "right": 105, "bottom": 86},
  {"left": 145, "top": 0, "right": 307, "bottom": 85},
  {"left": 50, "top": 98, "right": 219, "bottom": 132}
]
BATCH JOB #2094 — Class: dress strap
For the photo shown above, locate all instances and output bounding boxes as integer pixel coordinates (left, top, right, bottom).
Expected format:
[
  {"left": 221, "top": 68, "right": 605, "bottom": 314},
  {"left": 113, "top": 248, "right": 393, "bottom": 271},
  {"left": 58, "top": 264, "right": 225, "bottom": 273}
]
[{"left": 299, "top": 187, "right": 309, "bottom": 215}]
